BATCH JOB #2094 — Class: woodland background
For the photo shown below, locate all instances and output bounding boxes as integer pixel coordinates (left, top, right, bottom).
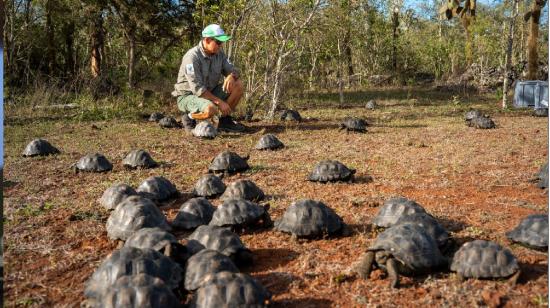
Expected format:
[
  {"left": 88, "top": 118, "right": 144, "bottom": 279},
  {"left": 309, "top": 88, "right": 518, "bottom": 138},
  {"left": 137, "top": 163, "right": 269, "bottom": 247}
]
[{"left": 2, "top": 0, "right": 549, "bottom": 119}]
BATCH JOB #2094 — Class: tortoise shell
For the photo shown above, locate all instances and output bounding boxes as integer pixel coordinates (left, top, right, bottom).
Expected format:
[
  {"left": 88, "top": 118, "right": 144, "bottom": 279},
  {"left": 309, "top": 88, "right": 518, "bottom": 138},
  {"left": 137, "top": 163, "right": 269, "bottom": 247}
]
[
  {"left": 469, "top": 116, "right": 495, "bottom": 129},
  {"left": 220, "top": 180, "right": 265, "bottom": 202},
  {"left": 158, "top": 116, "right": 180, "bottom": 128},
  {"left": 365, "top": 100, "right": 377, "bottom": 110},
  {"left": 124, "top": 227, "right": 179, "bottom": 251},
  {"left": 308, "top": 160, "right": 356, "bottom": 182},
  {"left": 98, "top": 183, "right": 138, "bottom": 210},
  {"left": 372, "top": 197, "right": 427, "bottom": 228},
  {"left": 208, "top": 151, "right": 250, "bottom": 174},
  {"left": 106, "top": 196, "right": 171, "bottom": 241},
  {"left": 187, "top": 225, "right": 252, "bottom": 265},
  {"left": 122, "top": 149, "right": 158, "bottom": 169},
  {"left": 184, "top": 249, "right": 239, "bottom": 291},
  {"left": 137, "top": 176, "right": 178, "bottom": 202},
  {"left": 148, "top": 112, "right": 165, "bottom": 122},
  {"left": 191, "top": 272, "right": 271, "bottom": 308},
  {"left": 193, "top": 174, "right": 226, "bottom": 198},
  {"left": 172, "top": 198, "right": 216, "bottom": 230},
  {"left": 536, "top": 162, "right": 548, "bottom": 189},
  {"left": 394, "top": 213, "right": 450, "bottom": 249},
  {"left": 209, "top": 198, "right": 269, "bottom": 229},
  {"left": 280, "top": 109, "right": 302, "bottom": 122},
  {"left": 192, "top": 121, "right": 218, "bottom": 139},
  {"left": 506, "top": 214, "right": 548, "bottom": 250},
  {"left": 75, "top": 153, "right": 113, "bottom": 172},
  {"left": 22, "top": 138, "right": 60, "bottom": 157},
  {"left": 275, "top": 199, "right": 344, "bottom": 238},
  {"left": 340, "top": 117, "right": 367, "bottom": 133},
  {"left": 255, "top": 134, "right": 284, "bottom": 150},
  {"left": 450, "top": 240, "right": 519, "bottom": 278}
]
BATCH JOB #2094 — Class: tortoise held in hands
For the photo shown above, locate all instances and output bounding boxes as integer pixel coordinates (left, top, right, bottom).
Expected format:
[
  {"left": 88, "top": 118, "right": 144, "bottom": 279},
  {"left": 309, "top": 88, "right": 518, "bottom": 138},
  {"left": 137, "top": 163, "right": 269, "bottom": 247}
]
[
  {"left": 84, "top": 247, "right": 182, "bottom": 301},
  {"left": 106, "top": 196, "right": 171, "bottom": 241},
  {"left": 172, "top": 198, "right": 216, "bottom": 230},
  {"left": 209, "top": 198, "right": 271, "bottom": 230},
  {"left": 255, "top": 134, "right": 284, "bottom": 150},
  {"left": 22, "top": 138, "right": 60, "bottom": 157},
  {"left": 74, "top": 153, "right": 113, "bottom": 173},
  {"left": 184, "top": 249, "right": 239, "bottom": 291},
  {"left": 220, "top": 179, "right": 265, "bottom": 202},
  {"left": 372, "top": 197, "right": 427, "bottom": 228},
  {"left": 137, "top": 176, "right": 178, "bottom": 202},
  {"left": 208, "top": 151, "right": 250, "bottom": 174},
  {"left": 355, "top": 223, "right": 446, "bottom": 288},
  {"left": 506, "top": 214, "right": 548, "bottom": 250},
  {"left": 98, "top": 183, "right": 137, "bottom": 210},
  {"left": 187, "top": 225, "right": 253, "bottom": 266},
  {"left": 84, "top": 274, "right": 180, "bottom": 308},
  {"left": 340, "top": 117, "right": 367, "bottom": 133},
  {"left": 275, "top": 199, "right": 345, "bottom": 239},
  {"left": 308, "top": 160, "right": 356, "bottom": 183},
  {"left": 122, "top": 149, "right": 158, "bottom": 169},
  {"left": 450, "top": 240, "right": 520, "bottom": 283},
  {"left": 192, "top": 121, "right": 218, "bottom": 139},
  {"left": 193, "top": 174, "right": 226, "bottom": 198},
  {"left": 192, "top": 272, "right": 271, "bottom": 308}
]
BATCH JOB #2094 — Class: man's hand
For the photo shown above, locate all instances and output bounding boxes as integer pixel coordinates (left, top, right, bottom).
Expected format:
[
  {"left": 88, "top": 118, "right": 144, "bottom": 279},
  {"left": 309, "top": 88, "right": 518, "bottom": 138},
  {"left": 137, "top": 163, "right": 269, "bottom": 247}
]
[
  {"left": 217, "top": 100, "right": 232, "bottom": 116},
  {"left": 223, "top": 74, "right": 237, "bottom": 93}
]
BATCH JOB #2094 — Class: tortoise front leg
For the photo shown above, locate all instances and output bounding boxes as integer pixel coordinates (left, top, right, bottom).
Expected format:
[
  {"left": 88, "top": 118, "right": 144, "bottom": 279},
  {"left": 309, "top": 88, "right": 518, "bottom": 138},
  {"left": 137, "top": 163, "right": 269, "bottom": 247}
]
[
  {"left": 387, "top": 258, "right": 400, "bottom": 288},
  {"left": 355, "top": 251, "right": 375, "bottom": 279}
]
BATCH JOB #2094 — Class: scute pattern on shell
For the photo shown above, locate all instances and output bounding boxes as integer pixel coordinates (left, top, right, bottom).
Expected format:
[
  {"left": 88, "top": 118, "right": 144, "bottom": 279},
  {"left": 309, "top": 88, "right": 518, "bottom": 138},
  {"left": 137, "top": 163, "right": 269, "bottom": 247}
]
[
  {"left": 372, "top": 197, "right": 427, "bottom": 228},
  {"left": 450, "top": 240, "right": 519, "bottom": 278},
  {"left": 275, "top": 199, "right": 344, "bottom": 237},
  {"left": 22, "top": 138, "right": 60, "bottom": 157},
  {"left": 193, "top": 174, "right": 226, "bottom": 198},
  {"left": 192, "top": 121, "right": 218, "bottom": 139},
  {"left": 184, "top": 249, "right": 239, "bottom": 291},
  {"left": 220, "top": 180, "right": 265, "bottom": 202},
  {"left": 106, "top": 196, "right": 171, "bottom": 240},
  {"left": 308, "top": 160, "right": 356, "bottom": 182},
  {"left": 506, "top": 214, "right": 548, "bottom": 249},
  {"left": 124, "top": 228, "right": 179, "bottom": 251},
  {"left": 341, "top": 117, "right": 367, "bottom": 132},
  {"left": 122, "top": 149, "right": 158, "bottom": 169},
  {"left": 255, "top": 134, "right": 284, "bottom": 150},
  {"left": 209, "top": 198, "right": 268, "bottom": 228},
  {"left": 208, "top": 151, "right": 250, "bottom": 174},
  {"left": 191, "top": 272, "right": 271, "bottom": 308},
  {"left": 87, "top": 274, "right": 180, "bottom": 308},
  {"left": 172, "top": 198, "right": 215, "bottom": 230},
  {"left": 370, "top": 223, "right": 445, "bottom": 271},
  {"left": 464, "top": 109, "right": 483, "bottom": 122},
  {"left": 99, "top": 183, "right": 138, "bottom": 210},
  {"left": 137, "top": 176, "right": 178, "bottom": 202},
  {"left": 395, "top": 213, "right": 449, "bottom": 249},
  {"left": 187, "top": 225, "right": 250, "bottom": 259},
  {"left": 84, "top": 247, "right": 182, "bottom": 300},
  {"left": 75, "top": 153, "right": 113, "bottom": 172},
  {"left": 159, "top": 116, "right": 180, "bottom": 128}
]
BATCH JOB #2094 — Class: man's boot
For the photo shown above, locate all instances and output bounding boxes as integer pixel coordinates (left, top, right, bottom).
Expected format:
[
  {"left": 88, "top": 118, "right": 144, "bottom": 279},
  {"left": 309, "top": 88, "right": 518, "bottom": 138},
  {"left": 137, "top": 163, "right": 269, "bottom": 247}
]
[
  {"left": 217, "top": 115, "right": 247, "bottom": 133},
  {"left": 181, "top": 114, "right": 197, "bottom": 132}
]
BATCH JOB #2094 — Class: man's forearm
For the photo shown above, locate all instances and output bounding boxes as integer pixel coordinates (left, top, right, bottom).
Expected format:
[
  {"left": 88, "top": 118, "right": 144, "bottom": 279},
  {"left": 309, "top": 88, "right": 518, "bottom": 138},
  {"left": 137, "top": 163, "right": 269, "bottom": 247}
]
[{"left": 200, "top": 90, "right": 224, "bottom": 105}]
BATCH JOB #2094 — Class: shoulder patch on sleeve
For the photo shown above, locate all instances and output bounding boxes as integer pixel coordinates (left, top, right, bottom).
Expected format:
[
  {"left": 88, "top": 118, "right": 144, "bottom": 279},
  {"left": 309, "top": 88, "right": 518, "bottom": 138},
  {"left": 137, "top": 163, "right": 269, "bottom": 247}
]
[{"left": 186, "top": 64, "right": 195, "bottom": 75}]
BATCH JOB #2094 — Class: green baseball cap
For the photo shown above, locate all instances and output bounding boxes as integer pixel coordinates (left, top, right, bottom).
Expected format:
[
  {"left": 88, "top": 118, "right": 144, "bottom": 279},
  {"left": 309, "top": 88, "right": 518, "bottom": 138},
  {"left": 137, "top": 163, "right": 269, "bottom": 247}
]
[{"left": 202, "top": 24, "right": 231, "bottom": 42}]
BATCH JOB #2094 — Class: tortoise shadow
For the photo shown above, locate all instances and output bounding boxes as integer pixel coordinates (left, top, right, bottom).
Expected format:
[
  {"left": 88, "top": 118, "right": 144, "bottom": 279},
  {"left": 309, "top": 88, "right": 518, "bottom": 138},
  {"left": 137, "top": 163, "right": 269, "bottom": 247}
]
[
  {"left": 271, "top": 298, "right": 333, "bottom": 308},
  {"left": 518, "top": 262, "right": 548, "bottom": 284},
  {"left": 251, "top": 248, "right": 299, "bottom": 272},
  {"left": 251, "top": 271, "right": 302, "bottom": 296}
]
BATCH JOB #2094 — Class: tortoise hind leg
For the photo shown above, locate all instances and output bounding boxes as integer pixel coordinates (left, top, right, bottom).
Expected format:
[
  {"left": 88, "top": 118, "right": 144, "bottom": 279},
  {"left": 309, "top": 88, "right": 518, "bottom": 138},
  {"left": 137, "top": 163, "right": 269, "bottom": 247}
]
[
  {"left": 355, "top": 251, "right": 375, "bottom": 279},
  {"left": 387, "top": 258, "right": 400, "bottom": 288}
]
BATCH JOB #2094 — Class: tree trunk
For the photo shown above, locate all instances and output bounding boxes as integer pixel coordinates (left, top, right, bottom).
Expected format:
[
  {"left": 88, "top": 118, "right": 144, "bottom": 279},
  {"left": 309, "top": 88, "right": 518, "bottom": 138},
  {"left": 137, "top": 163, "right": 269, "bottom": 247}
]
[
  {"left": 46, "top": 0, "right": 56, "bottom": 75},
  {"left": 391, "top": 9, "right": 399, "bottom": 71},
  {"left": 127, "top": 30, "right": 136, "bottom": 88},
  {"left": 90, "top": 12, "right": 104, "bottom": 78},
  {"left": 527, "top": 0, "right": 545, "bottom": 80},
  {"left": 267, "top": 56, "right": 283, "bottom": 121},
  {"left": 502, "top": 0, "right": 519, "bottom": 109},
  {"left": 64, "top": 21, "right": 75, "bottom": 78}
]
